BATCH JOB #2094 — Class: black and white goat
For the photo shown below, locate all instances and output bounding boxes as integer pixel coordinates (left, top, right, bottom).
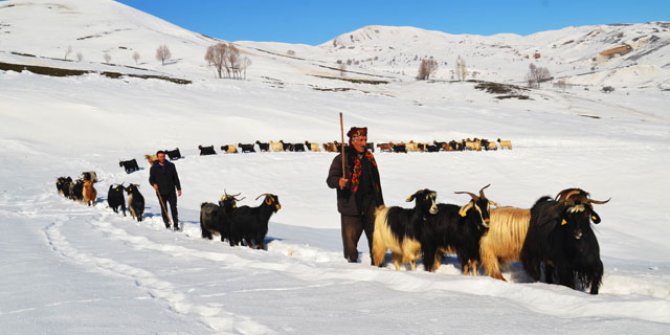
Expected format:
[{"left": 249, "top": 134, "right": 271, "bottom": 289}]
[{"left": 372, "top": 189, "right": 439, "bottom": 271}]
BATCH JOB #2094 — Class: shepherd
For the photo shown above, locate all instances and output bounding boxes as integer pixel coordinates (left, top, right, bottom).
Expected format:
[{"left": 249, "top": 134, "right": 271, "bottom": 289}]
[
  {"left": 149, "top": 150, "right": 182, "bottom": 230},
  {"left": 327, "top": 122, "right": 384, "bottom": 263}
]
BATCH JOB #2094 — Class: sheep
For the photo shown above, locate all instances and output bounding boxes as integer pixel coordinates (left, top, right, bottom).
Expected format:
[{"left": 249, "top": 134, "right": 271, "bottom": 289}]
[
  {"left": 497, "top": 139, "right": 512, "bottom": 150},
  {"left": 255, "top": 141, "right": 270, "bottom": 152},
  {"left": 305, "top": 141, "right": 321, "bottom": 152},
  {"left": 269, "top": 140, "right": 284, "bottom": 152},
  {"left": 145, "top": 154, "right": 158, "bottom": 165},
  {"left": 199, "top": 145, "right": 217, "bottom": 155},
  {"left": 221, "top": 144, "right": 238, "bottom": 154}
]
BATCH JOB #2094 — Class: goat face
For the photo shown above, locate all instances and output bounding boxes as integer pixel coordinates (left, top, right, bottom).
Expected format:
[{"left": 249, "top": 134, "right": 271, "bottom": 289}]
[
  {"left": 456, "top": 184, "right": 497, "bottom": 229},
  {"left": 562, "top": 204, "right": 601, "bottom": 240},
  {"left": 125, "top": 184, "right": 140, "bottom": 195},
  {"left": 406, "top": 189, "right": 438, "bottom": 215},
  {"left": 260, "top": 194, "right": 281, "bottom": 212}
]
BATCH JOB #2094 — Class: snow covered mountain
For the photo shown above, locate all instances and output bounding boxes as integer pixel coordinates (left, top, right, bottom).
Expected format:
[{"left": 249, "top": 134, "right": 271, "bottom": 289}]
[{"left": 1, "top": 0, "right": 669, "bottom": 334}]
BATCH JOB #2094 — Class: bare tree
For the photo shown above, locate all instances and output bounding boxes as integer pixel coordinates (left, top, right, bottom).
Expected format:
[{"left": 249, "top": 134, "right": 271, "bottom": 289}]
[
  {"left": 240, "top": 56, "right": 251, "bottom": 80},
  {"left": 205, "top": 43, "right": 228, "bottom": 79},
  {"left": 155, "top": 44, "right": 171, "bottom": 65},
  {"left": 76, "top": 52, "right": 83, "bottom": 62},
  {"left": 205, "top": 43, "right": 248, "bottom": 79},
  {"left": 526, "top": 63, "right": 551, "bottom": 88},
  {"left": 103, "top": 53, "right": 111, "bottom": 63},
  {"left": 64, "top": 46, "right": 72, "bottom": 61},
  {"left": 132, "top": 51, "right": 140, "bottom": 65},
  {"left": 455, "top": 56, "right": 468, "bottom": 81},
  {"left": 416, "top": 57, "right": 438, "bottom": 80},
  {"left": 226, "top": 44, "right": 240, "bottom": 78}
]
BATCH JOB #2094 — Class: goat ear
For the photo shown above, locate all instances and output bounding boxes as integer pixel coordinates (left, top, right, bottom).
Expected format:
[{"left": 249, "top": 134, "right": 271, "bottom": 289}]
[
  {"left": 590, "top": 211, "right": 601, "bottom": 224},
  {"left": 265, "top": 197, "right": 272, "bottom": 206},
  {"left": 459, "top": 202, "right": 473, "bottom": 217},
  {"left": 406, "top": 193, "right": 416, "bottom": 202},
  {"left": 488, "top": 200, "right": 498, "bottom": 207}
]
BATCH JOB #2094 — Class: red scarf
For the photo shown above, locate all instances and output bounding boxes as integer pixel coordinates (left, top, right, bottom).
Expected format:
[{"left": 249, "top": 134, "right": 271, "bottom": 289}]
[{"left": 351, "top": 150, "right": 377, "bottom": 193}]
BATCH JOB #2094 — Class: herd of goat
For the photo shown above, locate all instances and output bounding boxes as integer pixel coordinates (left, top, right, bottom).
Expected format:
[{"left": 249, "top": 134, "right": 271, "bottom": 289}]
[{"left": 56, "top": 168, "right": 609, "bottom": 295}]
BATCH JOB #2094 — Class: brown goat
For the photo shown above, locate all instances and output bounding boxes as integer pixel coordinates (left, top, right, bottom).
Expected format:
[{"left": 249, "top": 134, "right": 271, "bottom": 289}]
[{"left": 82, "top": 179, "right": 97, "bottom": 207}]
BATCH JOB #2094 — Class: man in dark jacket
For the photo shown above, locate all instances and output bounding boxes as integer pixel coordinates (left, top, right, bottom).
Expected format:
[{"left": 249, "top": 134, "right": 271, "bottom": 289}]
[
  {"left": 149, "top": 150, "right": 182, "bottom": 230},
  {"left": 326, "top": 127, "right": 384, "bottom": 263}
]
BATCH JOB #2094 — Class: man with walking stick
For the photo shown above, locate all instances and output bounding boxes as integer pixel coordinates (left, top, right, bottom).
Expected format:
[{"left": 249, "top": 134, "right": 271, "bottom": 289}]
[
  {"left": 326, "top": 119, "right": 384, "bottom": 263},
  {"left": 149, "top": 150, "right": 182, "bottom": 230}
]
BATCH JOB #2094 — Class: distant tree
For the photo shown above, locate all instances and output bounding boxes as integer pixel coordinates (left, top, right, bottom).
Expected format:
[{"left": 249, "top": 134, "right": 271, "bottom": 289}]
[
  {"left": 455, "top": 56, "right": 468, "bottom": 81},
  {"left": 155, "top": 44, "right": 171, "bottom": 65},
  {"left": 64, "top": 46, "right": 72, "bottom": 61},
  {"left": 226, "top": 44, "right": 240, "bottom": 78},
  {"left": 526, "top": 63, "right": 551, "bottom": 88},
  {"left": 205, "top": 42, "right": 245, "bottom": 79},
  {"left": 132, "top": 51, "right": 140, "bottom": 65},
  {"left": 339, "top": 62, "right": 347, "bottom": 77},
  {"left": 76, "top": 52, "right": 83, "bottom": 62},
  {"left": 205, "top": 43, "right": 227, "bottom": 78},
  {"left": 416, "top": 57, "right": 438, "bottom": 80},
  {"left": 240, "top": 56, "right": 252, "bottom": 80},
  {"left": 103, "top": 53, "right": 111, "bottom": 63},
  {"left": 287, "top": 50, "right": 296, "bottom": 56}
]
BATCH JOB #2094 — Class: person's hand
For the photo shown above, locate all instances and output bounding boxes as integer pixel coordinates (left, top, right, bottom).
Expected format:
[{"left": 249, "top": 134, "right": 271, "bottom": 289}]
[
  {"left": 338, "top": 178, "right": 349, "bottom": 190},
  {"left": 153, "top": 184, "right": 158, "bottom": 192},
  {"left": 178, "top": 190, "right": 182, "bottom": 197}
]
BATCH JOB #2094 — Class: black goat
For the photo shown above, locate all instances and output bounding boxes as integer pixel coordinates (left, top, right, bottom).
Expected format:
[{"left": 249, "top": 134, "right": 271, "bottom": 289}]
[
  {"left": 238, "top": 143, "right": 256, "bottom": 153},
  {"left": 521, "top": 189, "right": 610, "bottom": 294},
  {"left": 125, "top": 184, "right": 145, "bottom": 222},
  {"left": 56, "top": 177, "right": 72, "bottom": 197},
  {"left": 255, "top": 141, "right": 270, "bottom": 152},
  {"left": 107, "top": 184, "right": 126, "bottom": 216},
  {"left": 198, "top": 145, "right": 216, "bottom": 155},
  {"left": 68, "top": 179, "right": 84, "bottom": 201},
  {"left": 372, "top": 189, "right": 438, "bottom": 270},
  {"left": 164, "top": 148, "right": 183, "bottom": 160},
  {"left": 366, "top": 142, "right": 375, "bottom": 152},
  {"left": 228, "top": 194, "right": 281, "bottom": 249},
  {"left": 200, "top": 192, "right": 242, "bottom": 242},
  {"left": 119, "top": 159, "right": 140, "bottom": 174},
  {"left": 421, "top": 184, "right": 496, "bottom": 273}
]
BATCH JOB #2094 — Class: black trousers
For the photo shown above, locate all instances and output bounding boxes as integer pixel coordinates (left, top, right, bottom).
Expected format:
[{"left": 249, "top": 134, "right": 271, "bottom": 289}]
[
  {"left": 340, "top": 196, "right": 376, "bottom": 263},
  {"left": 157, "top": 192, "right": 178, "bottom": 227}
]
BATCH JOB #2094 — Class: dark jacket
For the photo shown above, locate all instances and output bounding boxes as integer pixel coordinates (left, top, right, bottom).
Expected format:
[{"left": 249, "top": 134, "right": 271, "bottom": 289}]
[
  {"left": 149, "top": 160, "right": 181, "bottom": 196},
  {"left": 326, "top": 148, "right": 384, "bottom": 216}
]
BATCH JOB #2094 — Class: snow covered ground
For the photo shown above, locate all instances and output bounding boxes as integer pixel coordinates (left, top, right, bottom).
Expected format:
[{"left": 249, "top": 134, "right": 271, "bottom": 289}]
[{"left": 1, "top": 0, "right": 669, "bottom": 334}]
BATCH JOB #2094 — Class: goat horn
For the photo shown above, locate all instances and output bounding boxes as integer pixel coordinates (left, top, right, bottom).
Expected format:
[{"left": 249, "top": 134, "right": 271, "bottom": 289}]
[
  {"left": 455, "top": 191, "right": 478, "bottom": 201},
  {"left": 555, "top": 189, "right": 582, "bottom": 202},
  {"left": 588, "top": 197, "right": 611, "bottom": 205},
  {"left": 479, "top": 184, "right": 491, "bottom": 198},
  {"left": 255, "top": 193, "right": 272, "bottom": 201}
]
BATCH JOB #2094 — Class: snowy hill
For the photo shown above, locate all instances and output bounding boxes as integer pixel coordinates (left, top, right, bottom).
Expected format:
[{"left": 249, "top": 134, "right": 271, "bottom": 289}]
[{"left": 1, "top": 0, "right": 669, "bottom": 334}]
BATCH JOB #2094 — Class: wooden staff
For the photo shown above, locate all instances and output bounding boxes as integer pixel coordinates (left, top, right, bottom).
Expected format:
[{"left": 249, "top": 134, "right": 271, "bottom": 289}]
[
  {"left": 155, "top": 190, "right": 172, "bottom": 227},
  {"left": 339, "top": 112, "right": 345, "bottom": 177}
]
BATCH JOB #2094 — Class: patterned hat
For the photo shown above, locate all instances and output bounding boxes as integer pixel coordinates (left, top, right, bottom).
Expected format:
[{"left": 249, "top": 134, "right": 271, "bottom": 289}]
[{"left": 347, "top": 127, "right": 367, "bottom": 138}]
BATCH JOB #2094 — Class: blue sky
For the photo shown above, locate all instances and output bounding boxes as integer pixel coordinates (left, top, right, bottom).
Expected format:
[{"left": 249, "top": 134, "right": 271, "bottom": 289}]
[{"left": 117, "top": 0, "right": 669, "bottom": 45}]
